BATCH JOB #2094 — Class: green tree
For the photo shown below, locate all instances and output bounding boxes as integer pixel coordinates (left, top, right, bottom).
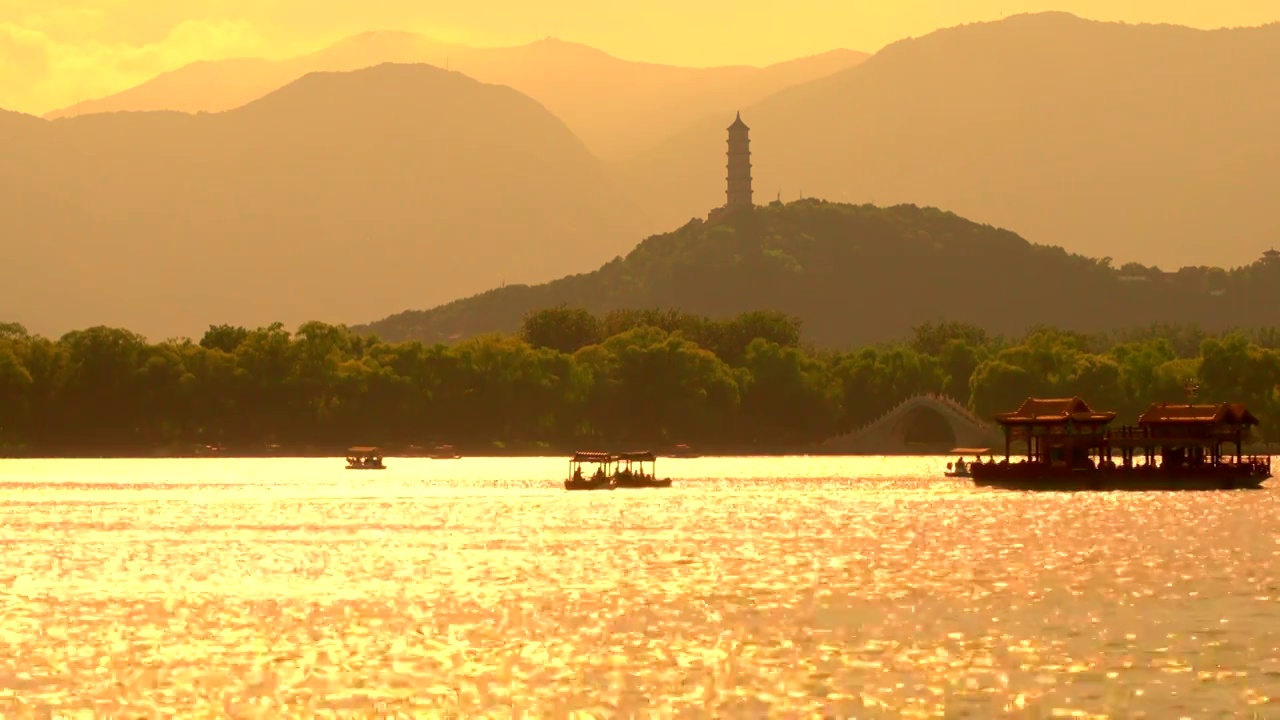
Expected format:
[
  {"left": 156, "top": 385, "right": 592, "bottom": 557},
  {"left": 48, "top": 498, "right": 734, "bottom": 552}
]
[
  {"left": 519, "top": 306, "right": 603, "bottom": 355},
  {"left": 739, "top": 338, "right": 838, "bottom": 442},
  {"left": 200, "top": 324, "right": 250, "bottom": 353},
  {"left": 970, "top": 361, "right": 1037, "bottom": 419}
]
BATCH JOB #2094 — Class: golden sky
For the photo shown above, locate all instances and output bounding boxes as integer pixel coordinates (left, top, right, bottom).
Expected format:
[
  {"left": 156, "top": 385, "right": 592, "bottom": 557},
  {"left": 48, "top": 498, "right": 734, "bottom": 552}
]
[{"left": 2, "top": 0, "right": 1277, "bottom": 116}]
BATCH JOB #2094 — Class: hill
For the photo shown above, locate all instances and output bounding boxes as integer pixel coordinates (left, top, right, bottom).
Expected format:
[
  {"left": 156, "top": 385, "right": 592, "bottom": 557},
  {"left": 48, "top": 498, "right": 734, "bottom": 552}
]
[
  {"left": 354, "top": 200, "right": 1280, "bottom": 348},
  {"left": 42, "top": 31, "right": 868, "bottom": 161},
  {"left": 620, "top": 12, "right": 1280, "bottom": 269},
  {"left": 3, "top": 63, "right": 642, "bottom": 340}
]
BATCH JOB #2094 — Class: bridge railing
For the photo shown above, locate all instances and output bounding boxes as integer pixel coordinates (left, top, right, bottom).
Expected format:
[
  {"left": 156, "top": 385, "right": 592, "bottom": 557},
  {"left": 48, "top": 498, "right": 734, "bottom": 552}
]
[{"left": 839, "top": 392, "right": 998, "bottom": 440}]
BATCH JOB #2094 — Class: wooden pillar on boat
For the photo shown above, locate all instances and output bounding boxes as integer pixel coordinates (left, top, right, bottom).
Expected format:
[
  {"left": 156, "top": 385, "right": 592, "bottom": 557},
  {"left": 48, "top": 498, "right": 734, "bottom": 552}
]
[
  {"left": 1144, "top": 424, "right": 1152, "bottom": 466},
  {"left": 1004, "top": 430, "right": 1011, "bottom": 461}
]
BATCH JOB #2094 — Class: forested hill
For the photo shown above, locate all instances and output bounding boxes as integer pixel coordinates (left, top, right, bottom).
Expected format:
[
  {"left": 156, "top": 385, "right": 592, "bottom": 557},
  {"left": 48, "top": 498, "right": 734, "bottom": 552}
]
[{"left": 355, "top": 200, "right": 1280, "bottom": 348}]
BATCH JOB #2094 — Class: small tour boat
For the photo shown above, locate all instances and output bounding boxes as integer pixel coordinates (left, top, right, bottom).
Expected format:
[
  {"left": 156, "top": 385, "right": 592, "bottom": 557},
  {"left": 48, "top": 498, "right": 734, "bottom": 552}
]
[
  {"left": 565, "top": 452, "right": 616, "bottom": 490},
  {"left": 613, "top": 451, "right": 674, "bottom": 488},
  {"left": 944, "top": 447, "right": 990, "bottom": 478},
  {"left": 665, "top": 443, "right": 700, "bottom": 459},
  {"left": 428, "top": 444, "right": 462, "bottom": 460},
  {"left": 345, "top": 446, "right": 386, "bottom": 470}
]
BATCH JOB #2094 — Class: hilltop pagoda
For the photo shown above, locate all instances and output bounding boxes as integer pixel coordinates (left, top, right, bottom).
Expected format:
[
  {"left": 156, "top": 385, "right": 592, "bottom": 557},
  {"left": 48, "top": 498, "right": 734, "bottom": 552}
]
[{"left": 725, "top": 112, "right": 753, "bottom": 210}]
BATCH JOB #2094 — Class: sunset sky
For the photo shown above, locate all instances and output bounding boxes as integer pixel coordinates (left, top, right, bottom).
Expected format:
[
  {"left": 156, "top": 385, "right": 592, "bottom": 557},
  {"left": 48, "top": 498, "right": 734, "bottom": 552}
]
[{"left": 2, "top": 0, "right": 1277, "bottom": 116}]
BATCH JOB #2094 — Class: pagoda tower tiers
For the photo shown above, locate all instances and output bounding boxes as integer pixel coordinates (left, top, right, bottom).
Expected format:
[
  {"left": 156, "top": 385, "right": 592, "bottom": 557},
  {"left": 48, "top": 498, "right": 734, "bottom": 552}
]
[{"left": 726, "top": 112, "right": 753, "bottom": 209}]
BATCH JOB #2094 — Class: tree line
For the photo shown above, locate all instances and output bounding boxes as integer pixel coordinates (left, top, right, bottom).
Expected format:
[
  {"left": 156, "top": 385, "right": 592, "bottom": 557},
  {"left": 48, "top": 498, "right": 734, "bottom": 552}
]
[{"left": 1, "top": 309, "right": 1279, "bottom": 454}]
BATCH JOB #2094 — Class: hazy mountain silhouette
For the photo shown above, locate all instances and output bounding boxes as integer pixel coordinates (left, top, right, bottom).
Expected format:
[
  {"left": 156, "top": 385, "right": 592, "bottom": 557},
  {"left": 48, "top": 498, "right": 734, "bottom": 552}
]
[
  {"left": 42, "top": 33, "right": 467, "bottom": 121},
  {"left": 43, "top": 31, "right": 868, "bottom": 160},
  {"left": 356, "top": 200, "right": 1280, "bottom": 348},
  {"left": 4, "top": 64, "right": 643, "bottom": 340},
  {"left": 622, "top": 12, "right": 1280, "bottom": 268}
]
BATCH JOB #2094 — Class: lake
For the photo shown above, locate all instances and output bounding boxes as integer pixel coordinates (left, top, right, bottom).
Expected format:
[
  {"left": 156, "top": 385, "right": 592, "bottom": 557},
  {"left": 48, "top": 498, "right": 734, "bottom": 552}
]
[{"left": 1, "top": 456, "right": 1278, "bottom": 717}]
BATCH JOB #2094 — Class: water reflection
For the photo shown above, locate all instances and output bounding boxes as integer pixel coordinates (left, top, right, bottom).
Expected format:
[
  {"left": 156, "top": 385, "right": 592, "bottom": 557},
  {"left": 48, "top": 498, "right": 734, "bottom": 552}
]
[{"left": 0, "top": 456, "right": 1277, "bottom": 716}]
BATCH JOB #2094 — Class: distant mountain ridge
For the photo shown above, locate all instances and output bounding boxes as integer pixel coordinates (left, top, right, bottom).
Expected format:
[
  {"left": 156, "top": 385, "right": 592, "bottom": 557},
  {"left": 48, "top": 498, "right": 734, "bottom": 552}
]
[
  {"left": 14, "top": 11, "right": 1280, "bottom": 342},
  {"left": 354, "top": 200, "right": 1280, "bottom": 348},
  {"left": 621, "top": 12, "right": 1280, "bottom": 269},
  {"left": 3, "top": 63, "right": 645, "bottom": 340},
  {"left": 43, "top": 31, "right": 868, "bottom": 160}
]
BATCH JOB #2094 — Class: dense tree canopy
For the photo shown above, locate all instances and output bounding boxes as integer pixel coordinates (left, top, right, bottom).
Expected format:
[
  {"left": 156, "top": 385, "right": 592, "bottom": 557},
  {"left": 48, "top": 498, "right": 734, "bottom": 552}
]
[{"left": 1, "top": 311, "right": 1279, "bottom": 455}]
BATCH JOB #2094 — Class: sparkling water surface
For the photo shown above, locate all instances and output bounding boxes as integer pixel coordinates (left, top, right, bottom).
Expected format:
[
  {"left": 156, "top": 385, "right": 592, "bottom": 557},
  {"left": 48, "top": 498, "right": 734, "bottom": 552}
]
[{"left": 1, "top": 456, "right": 1279, "bottom": 717}]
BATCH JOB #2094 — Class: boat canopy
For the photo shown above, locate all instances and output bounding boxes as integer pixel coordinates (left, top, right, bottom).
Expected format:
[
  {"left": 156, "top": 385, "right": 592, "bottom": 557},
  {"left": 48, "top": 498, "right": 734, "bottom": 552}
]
[
  {"left": 572, "top": 451, "right": 612, "bottom": 463},
  {"left": 949, "top": 447, "right": 990, "bottom": 455},
  {"left": 616, "top": 451, "right": 657, "bottom": 462},
  {"left": 348, "top": 446, "right": 381, "bottom": 455},
  {"left": 1137, "top": 402, "right": 1260, "bottom": 426}
]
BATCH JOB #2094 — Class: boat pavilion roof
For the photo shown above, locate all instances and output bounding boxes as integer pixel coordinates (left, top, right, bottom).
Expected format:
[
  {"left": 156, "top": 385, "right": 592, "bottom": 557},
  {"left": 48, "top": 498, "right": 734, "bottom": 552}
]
[
  {"left": 992, "top": 397, "right": 1117, "bottom": 425},
  {"left": 1138, "top": 402, "right": 1259, "bottom": 425}
]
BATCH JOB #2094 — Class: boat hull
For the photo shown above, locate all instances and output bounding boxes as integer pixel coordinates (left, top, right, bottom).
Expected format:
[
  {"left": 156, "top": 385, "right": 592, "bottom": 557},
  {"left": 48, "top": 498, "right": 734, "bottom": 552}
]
[
  {"left": 614, "top": 477, "right": 673, "bottom": 489},
  {"left": 972, "top": 466, "right": 1270, "bottom": 491},
  {"left": 565, "top": 479, "right": 615, "bottom": 491}
]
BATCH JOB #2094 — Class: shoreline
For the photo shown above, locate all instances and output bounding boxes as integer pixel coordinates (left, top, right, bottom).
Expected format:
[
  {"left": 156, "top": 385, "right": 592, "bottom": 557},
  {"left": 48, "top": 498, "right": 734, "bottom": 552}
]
[
  {"left": 4, "top": 444, "right": 1277, "bottom": 461},
  {"left": 0, "top": 445, "right": 885, "bottom": 456},
  {"left": 0, "top": 445, "right": 953, "bottom": 460}
]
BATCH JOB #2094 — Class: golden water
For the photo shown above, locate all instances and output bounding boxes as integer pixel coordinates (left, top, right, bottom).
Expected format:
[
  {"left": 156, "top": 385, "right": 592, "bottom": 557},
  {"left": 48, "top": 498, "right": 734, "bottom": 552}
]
[{"left": 1, "top": 456, "right": 1279, "bottom": 717}]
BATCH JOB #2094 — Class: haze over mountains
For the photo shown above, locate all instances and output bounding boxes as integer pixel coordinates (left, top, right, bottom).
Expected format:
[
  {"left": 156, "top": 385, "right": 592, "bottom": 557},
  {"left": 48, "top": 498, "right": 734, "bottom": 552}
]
[
  {"left": 3, "top": 64, "right": 642, "bottom": 340},
  {"left": 625, "top": 12, "right": 1280, "bottom": 268},
  {"left": 8, "top": 12, "right": 1280, "bottom": 340},
  {"left": 42, "top": 31, "right": 869, "bottom": 161}
]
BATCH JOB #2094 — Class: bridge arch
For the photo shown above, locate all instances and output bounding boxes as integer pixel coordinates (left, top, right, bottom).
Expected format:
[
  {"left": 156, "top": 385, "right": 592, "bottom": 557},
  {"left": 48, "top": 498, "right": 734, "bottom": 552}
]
[
  {"left": 821, "top": 394, "right": 1004, "bottom": 454},
  {"left": 891, "top": 403, "right": 960, "bottom": 448}
]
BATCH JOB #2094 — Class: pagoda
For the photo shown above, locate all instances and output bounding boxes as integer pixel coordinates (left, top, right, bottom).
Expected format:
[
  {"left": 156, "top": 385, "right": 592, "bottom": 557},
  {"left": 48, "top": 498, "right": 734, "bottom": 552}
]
[{"left": 725, "top": 112, "right": 753, "bottom": 210}]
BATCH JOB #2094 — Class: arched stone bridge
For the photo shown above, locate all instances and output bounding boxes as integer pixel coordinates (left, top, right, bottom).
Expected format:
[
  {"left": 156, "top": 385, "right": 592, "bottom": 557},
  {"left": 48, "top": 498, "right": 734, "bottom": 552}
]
[{"left": 821, "top": 393, "right": 1004, "bottom": 454}]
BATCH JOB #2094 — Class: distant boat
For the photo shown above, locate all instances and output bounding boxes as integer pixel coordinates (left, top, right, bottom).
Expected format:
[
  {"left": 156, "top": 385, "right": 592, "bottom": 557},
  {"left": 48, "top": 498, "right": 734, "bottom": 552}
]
[
  {"left": 345, "top": 446, "right": 386, "bottom": 470},
  {"left": 665, "top": 443, "right": 700, "bottom": 459},
  {"left": 564, "top": 451, "right": 616, "bottom": 491},
  {"left": 613, "top": 451, "right": 673, "bottom": 488},
  {"left": 944, "top": 447, "right": 989, "bottom": 478},
  {"left": 428, "top": 444, "right": 461, "bottom": 459}
]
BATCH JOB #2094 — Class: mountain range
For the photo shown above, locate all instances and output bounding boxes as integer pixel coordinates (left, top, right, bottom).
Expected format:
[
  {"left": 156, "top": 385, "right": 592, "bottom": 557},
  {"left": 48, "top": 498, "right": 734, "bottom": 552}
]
[
  {"left": 9, "top": 12, "right": 1280, "bottom": 341},
  {"left": 3, "top": 64, "right": 641, "bottom": 339},
  {"left": 42, "top": 31, "right": 868, "bottom": 162}
]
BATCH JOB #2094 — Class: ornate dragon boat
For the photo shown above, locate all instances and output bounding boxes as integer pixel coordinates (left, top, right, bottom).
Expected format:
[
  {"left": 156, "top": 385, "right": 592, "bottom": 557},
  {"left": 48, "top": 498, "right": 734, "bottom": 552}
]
[{"left": 969, "top": 393, "right": 1272, "bottom": 491}]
